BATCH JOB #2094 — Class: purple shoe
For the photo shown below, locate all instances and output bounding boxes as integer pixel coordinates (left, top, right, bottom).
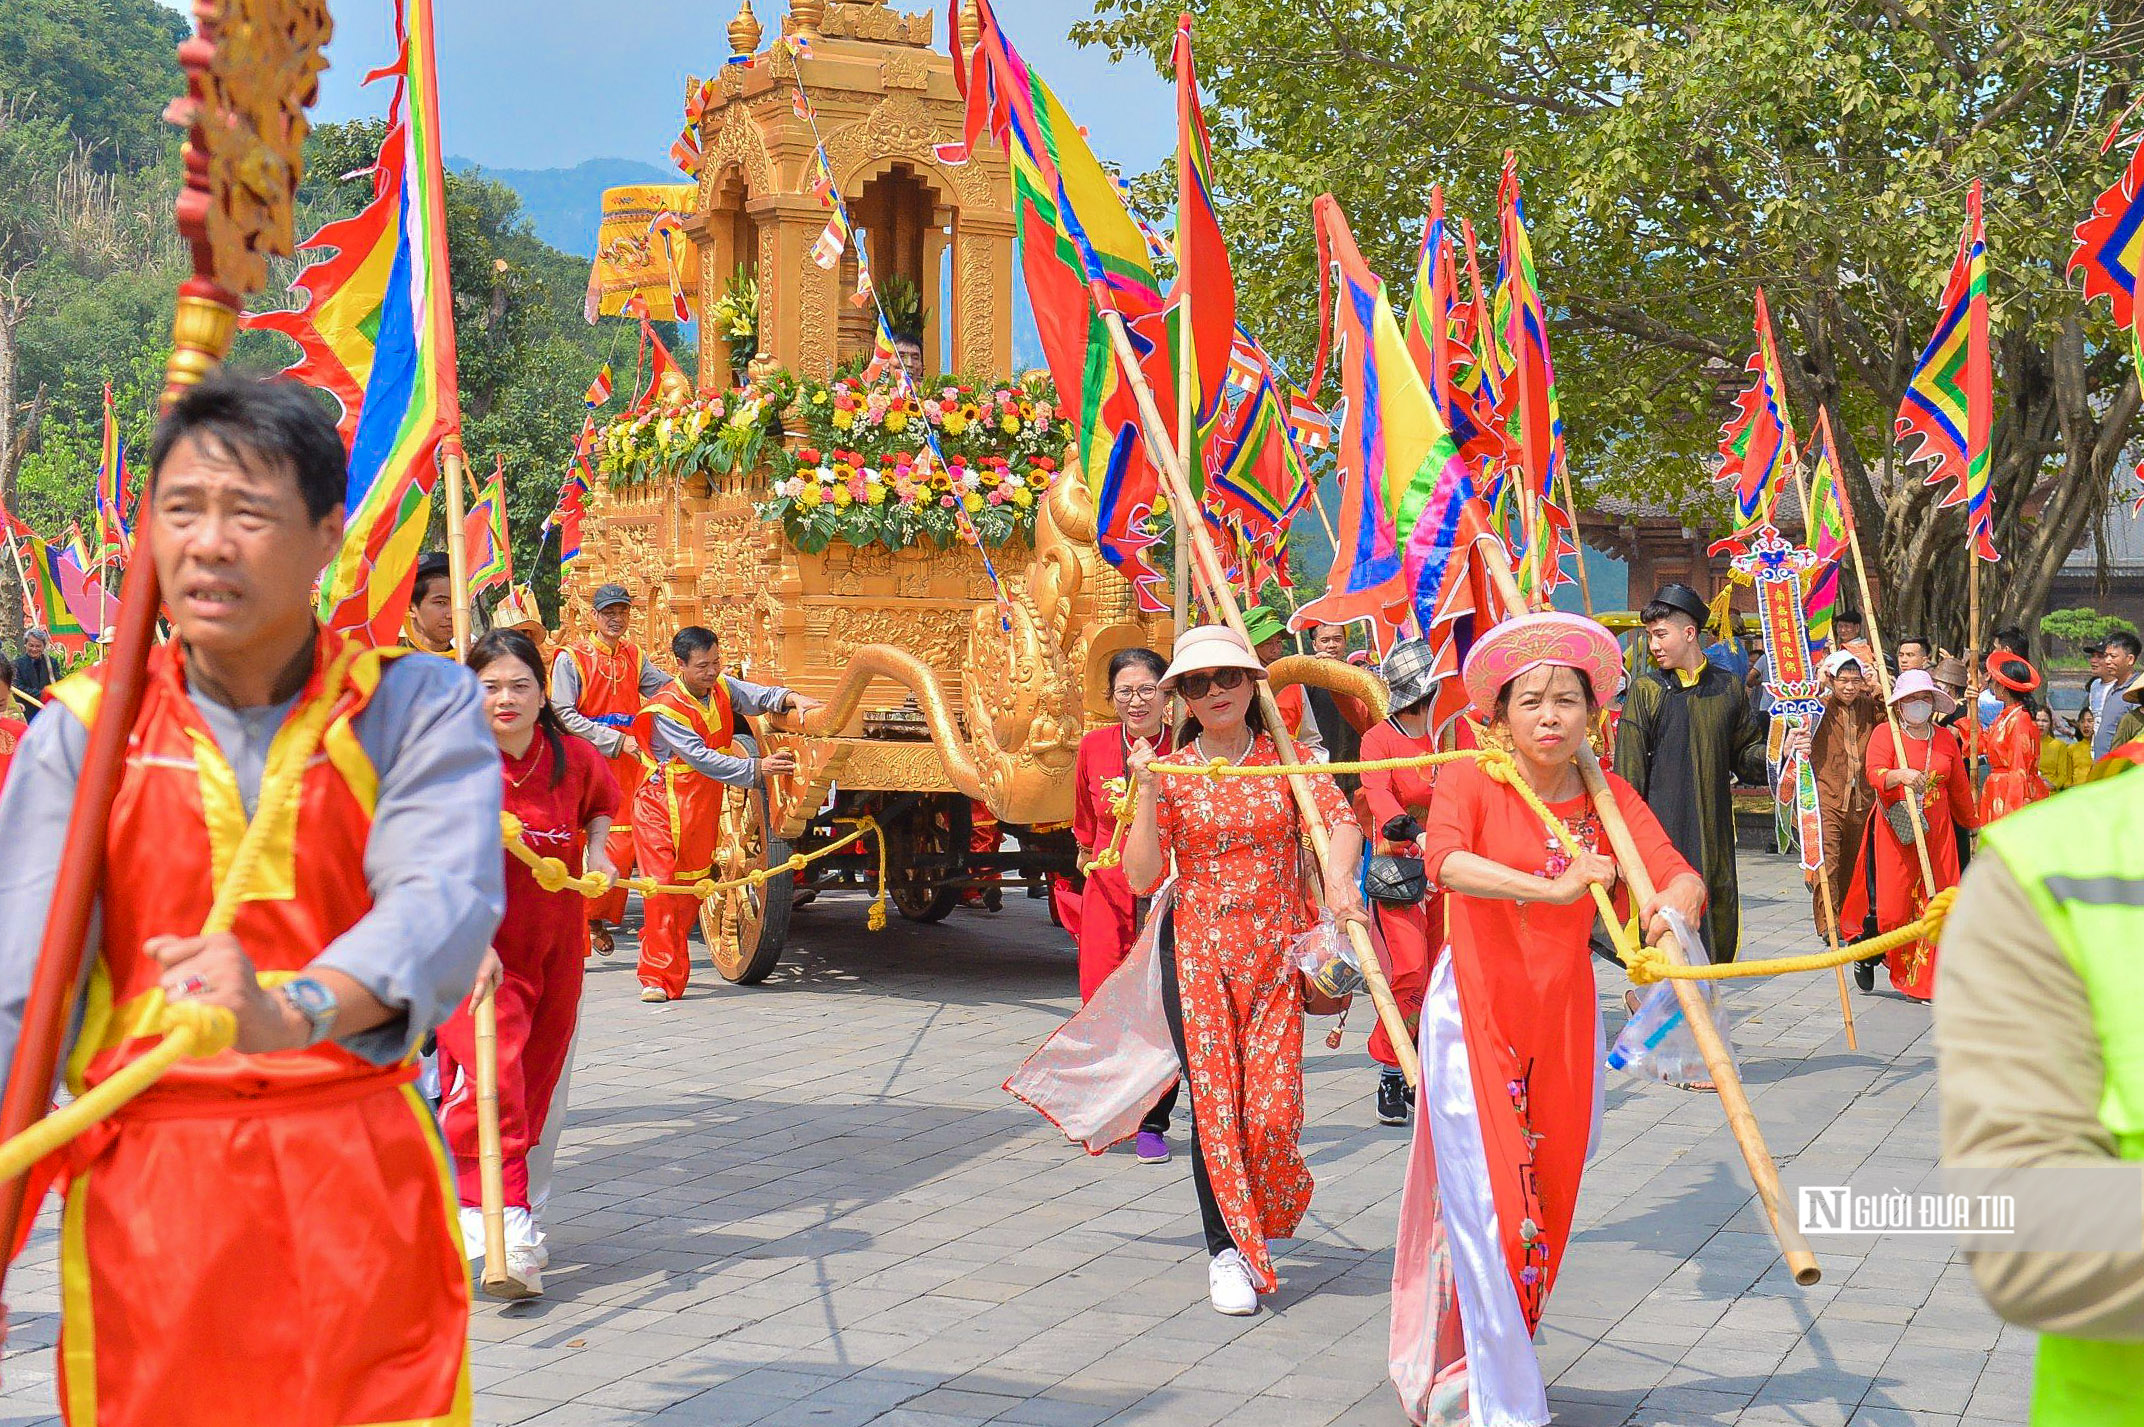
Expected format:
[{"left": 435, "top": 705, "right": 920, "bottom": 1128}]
[{"left": 1135, "top": 1130, "right": 1170, "bottom": 1164}]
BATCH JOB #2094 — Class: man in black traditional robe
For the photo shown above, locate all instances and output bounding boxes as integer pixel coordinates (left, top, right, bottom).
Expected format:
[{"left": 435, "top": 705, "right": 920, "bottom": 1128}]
[{"left": 1613, "top": 583, "right": 1773, "bottom": 962}]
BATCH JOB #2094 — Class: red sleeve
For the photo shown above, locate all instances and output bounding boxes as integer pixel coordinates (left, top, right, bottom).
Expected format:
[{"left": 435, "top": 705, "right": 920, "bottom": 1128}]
[
  {"left": 572, "top": 735, "right": 622, "bottom": 824},
  {"left": 1942, "top": 730, "right": 1979, "bottom": 830},
  {"left": 1307, "top": 764, "right": 1351, "bottom": 833},
  {"left": 1864, "top": 724, "right": 1906, "bottom": 806},
  {"left": 1418, "top": 759, "right": 1488, "bottom": 883},
  {"left": 1357, "top": 722, "right": 1410, "bottom": 834},
  {"left": 1337, "top": 693, "right": 1374, "bottom": 733},
  {"left": 1602, "top": 770, "right": 1699, "bottom": 891},
  {"left": 1071, "top": 733, "right": 1100, "bottom": 851}
]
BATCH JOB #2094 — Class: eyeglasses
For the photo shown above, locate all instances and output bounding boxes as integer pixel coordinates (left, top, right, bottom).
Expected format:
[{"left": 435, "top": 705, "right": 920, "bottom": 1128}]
[
  {"left": 1177, "top": 668, "right": 1248, "bottom": 700},
  {"left": 1111, "top": 684, "right": 1160, "bottom": 704}
]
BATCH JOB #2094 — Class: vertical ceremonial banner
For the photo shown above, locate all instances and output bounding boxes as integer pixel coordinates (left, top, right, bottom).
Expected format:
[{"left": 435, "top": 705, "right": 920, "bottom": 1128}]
[
  {"left": 1896, "top": 181, "right": 1996, "bottom": 561},
  {"left": 1491, "top": 158, "right": 1573, "bottom": 598},
  {"left": 23, "top": 534, "right": 97, "bottom": 647},
  {"left": 1171, "top": 16, "right": 1235, "bottom": 435},
  {"left": 254, "top": 0, "right": 462, "bottom": 647},
  {"left": 2071, "top": 125, "right": 2144, "bottom": 405},
  {"left": 1732, "top": 527, "right": 1825, "bottom": 871},
  {"left": 1801, "top": 408, "right": 1854, "bottom": 652}
]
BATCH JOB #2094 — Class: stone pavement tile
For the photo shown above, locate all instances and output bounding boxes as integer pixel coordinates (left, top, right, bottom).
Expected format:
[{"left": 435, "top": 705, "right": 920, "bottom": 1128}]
[
  {"left": 1098, "top": 1386, "right": 1252, "bottom": 1426},
  {"left": 1542, "top": 1386, "right": 1646, "bottom": 1425},
  {"left": 1849, "top": 1410, "right": 1966, "bottom": 1427},
  {"left": 1637, "top": 1384, "right": 1762, "bottom": 1424},
  {"left": 1872, "top": 1343, "right": 1987, "bottom": 1414}
]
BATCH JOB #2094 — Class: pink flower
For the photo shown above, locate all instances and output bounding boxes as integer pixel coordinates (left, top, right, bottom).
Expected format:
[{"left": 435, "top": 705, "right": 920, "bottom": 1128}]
[
  {"left": 987, "top": 489, "right": 1006, "bottom": 506},
  {"left": 940, "top": 494, "right": 956, "bottom": 507}
]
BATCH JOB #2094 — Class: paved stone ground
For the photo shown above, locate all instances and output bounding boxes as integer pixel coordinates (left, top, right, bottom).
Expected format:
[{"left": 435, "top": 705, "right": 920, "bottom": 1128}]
[{"left": 0, "top": 850, "right": 2031, "bottom": 1426}]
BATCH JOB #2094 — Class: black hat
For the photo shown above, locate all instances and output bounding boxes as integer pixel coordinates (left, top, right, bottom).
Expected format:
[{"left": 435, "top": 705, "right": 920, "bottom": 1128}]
[
  {"left": 591, "top": 583, "right": 634, "bottom": 611},
  {"left": 414, "top": 551, "right": 450, "bottom": 588},
  {"left": 1648, "top": 582, "right": 1709, "bottom": 627}
]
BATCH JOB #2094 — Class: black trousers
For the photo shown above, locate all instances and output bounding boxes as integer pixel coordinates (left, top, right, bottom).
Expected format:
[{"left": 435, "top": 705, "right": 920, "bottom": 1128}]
[{"left": 1156, "top": 911, "right": 1234, "bottom": 1257}]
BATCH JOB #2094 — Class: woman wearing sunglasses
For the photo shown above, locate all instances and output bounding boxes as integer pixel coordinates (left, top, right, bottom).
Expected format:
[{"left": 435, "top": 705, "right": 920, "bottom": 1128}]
[
  {"left": 1122, "top": 625, "right": 1367, "bottom": 1316},
  {"left": 1067, "top": 646, "right": 1181, "bottom": 1162}
]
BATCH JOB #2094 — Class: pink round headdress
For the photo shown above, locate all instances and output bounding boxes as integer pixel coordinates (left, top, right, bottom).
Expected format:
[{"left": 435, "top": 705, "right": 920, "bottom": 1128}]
[{"left": 1461, "top": 611, "right": 1626, "bottom": 718}]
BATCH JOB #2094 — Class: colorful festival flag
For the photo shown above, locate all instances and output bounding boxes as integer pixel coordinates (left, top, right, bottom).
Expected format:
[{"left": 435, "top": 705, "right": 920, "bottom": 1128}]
[
  {"left": 1283, "top": 382, "right": 1331, "bottom": 450},
  {"left": 1170, "top": 16, "right": 1235, "bottom": 434},
  {"left": 463, "top": 455, "right": 513, "bottom": 598},
  {"left": 1713, "top": 288, "right": 1800, "bottom": 543},
  {"left": 1490, "top": 157, "right": 1574, "bottom": 597},
  {"left": 23, "top": 532, "right": 96, "bottom": 643},
  {"left": 1896, "top": 180, "right": 1997, "bottom": 561},
  {"left": 1293, "top": 196, "right": 1477, "bottom": 649},
  {"left": 632, "top": 314, "right": 688, "bottom": 410},
  {"left": 946, "top": 0, "right": 1174, "bottom": 608},
  {"left": 2070, "top": 125, "right": 2144, "bottom": 392},
  {"left": 95, "top": 385, "right": 132, "bottom": 563},
  {"left": 584, "top": 364, "right": 613, "bottom": 408},
  {"left": 255, "top": 0, "right": 462, "bottom": 647},
  {"left": 810, "top": 208, "right": 850, "bottom": 270}
]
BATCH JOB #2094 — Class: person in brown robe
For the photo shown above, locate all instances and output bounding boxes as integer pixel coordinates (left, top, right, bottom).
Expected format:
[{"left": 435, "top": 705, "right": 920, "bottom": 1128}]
[{"left": 1807, "top": 649, "right": 1879, "bottom": 942}]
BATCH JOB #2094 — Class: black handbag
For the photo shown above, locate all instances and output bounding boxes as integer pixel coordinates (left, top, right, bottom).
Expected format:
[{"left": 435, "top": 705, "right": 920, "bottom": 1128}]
[{"left": 1365, "top": 853, "right": 1429, "bottom": 906}]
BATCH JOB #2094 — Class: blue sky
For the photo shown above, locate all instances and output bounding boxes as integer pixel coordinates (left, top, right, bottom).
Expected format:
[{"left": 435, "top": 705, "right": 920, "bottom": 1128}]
[{"left": 158, "top": 0, "right": 1170, "bottom": 176}]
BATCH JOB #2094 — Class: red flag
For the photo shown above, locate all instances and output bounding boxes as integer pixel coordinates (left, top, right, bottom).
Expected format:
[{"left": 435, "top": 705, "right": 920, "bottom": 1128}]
[
  {"left": 1171, "top": 16, "right": 1236, "bottom": 430},
  {"left": 632, "top": 316, "right": 687, "bottom": 410}
]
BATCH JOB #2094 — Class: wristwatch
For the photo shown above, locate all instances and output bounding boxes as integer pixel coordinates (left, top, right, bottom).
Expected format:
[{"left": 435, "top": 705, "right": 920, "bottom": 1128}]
[{"left": 279, "top": 975, "right": 341, "bottom": 1049}]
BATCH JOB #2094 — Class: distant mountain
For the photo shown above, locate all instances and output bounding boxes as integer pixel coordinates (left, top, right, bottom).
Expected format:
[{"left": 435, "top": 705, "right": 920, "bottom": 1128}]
[{"left": 451, "top": 155, "right": 673, "bottom": 257}]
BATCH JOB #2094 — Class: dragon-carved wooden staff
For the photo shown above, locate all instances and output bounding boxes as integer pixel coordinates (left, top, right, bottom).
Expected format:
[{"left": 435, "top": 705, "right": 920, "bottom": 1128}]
[{"left": 0, "top": 0, "right": 331, "bottom": 1288}]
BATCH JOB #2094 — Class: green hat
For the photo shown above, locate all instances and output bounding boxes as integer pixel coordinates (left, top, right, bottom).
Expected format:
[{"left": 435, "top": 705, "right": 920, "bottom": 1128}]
[{"left": 1241, "top": 604, "right": 1288, "bottom": 647}]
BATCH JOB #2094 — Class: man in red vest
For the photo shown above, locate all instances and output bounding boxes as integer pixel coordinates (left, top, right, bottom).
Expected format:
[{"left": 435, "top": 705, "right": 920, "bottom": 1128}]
[
  {"left": 633, "top": 625, "right": 817, "bottom": 1001},
  {"left": 550, "top": 583, "right": 668, "bottom": 954},
  {"left": 0, "top": 372, "right": 503, "bottom": 1426}
]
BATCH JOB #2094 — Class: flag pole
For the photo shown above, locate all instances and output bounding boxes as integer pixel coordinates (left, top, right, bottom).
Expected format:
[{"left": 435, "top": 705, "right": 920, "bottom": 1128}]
[
  {"left": 1099, "top": 306, "right": 1422, "bottom": 1089},
  {"left": 1469, "top": 531, "right": 1819, "bottom": 1284},
  {"left": 1174, "top": 259, "right": 1195, "bottom": 639},
  {"left": 444, "top": 438, "right": 512, "bottom": 1295},
  {"left": 1557, "top": 466, "right": 1595, "bottom": 616},
  {"left": 1966, "top": 540, "right": 1982, "bottom": 797}
]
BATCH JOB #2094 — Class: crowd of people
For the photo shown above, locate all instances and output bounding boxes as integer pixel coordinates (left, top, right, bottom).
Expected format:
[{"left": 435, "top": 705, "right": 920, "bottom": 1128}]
[{"left": 1, "top": 369, "right": 2141, "bottom": 1425}]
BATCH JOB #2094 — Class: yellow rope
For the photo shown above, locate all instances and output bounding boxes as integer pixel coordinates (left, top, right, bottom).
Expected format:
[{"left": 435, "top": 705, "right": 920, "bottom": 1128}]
[
  {"left": 501, "top": 812, "right": 890, "bottom": 930},
  {"left": 1121, "top": 745, "right": 1960, "bottom": 985},
  {"left": 0, "top": 653, "right": 355, "bottom": 1176},
  {"left": 0, "top": 1001, "right": 236, "bottom": 1182}
]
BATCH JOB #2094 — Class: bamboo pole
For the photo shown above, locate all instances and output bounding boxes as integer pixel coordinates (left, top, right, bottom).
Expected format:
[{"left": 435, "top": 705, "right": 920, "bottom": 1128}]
[
  {"left": 1473, "top": 535, "right": 1820, "bottom": 1285},
  {"left": 1101, "top": 309, "right": 1421, "bottom": 1088},
  {"left": 1966, "top": 545, "right": 1982, "bottom": 801},
  {"left": 1175, "top": 261, "right": 1195, "bottom": 640},
  {"left": 1557, "top": 467, "right": 1595, "bottom": 616},
  {"left": 443, "top": 440, "right": 512, "bottom": 1293}
]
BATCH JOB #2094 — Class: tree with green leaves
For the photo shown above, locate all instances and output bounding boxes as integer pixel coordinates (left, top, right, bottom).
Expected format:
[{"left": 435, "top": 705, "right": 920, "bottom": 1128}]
[{"left": 1077, "top": 0, "right": 2144, "bottom": 645}]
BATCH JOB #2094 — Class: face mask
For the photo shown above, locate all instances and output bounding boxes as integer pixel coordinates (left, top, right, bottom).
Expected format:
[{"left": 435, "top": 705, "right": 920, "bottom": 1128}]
[{"left": 1901, "top": 698, "right": 1934, "bottom": 724}]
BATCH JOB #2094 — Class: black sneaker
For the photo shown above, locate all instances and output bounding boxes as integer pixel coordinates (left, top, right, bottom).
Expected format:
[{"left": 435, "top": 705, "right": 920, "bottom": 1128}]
[
  {"left": 1376, "top": 1074, "right": 1409, "bottom": 1126},
  {"left": 1854, "top": 957, "right": 1877, "bottom": 993}
]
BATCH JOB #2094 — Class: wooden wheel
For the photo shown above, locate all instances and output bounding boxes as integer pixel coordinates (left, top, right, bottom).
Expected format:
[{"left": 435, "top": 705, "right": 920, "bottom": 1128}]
[
  {"left": 699, "top": 782, "right": 793, "bottom": 984},
  {"left": 890, "top": 801, "right": 958, "bottom": 923}
]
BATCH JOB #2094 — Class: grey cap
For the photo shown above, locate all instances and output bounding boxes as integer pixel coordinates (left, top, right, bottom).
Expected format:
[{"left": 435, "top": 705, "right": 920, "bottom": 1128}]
[
  {"left": 591, "top": 583, "right": 633, "bottom": 611},
  {"left": 1381, "top": 638, "right": 1446, "bottom": 713}
]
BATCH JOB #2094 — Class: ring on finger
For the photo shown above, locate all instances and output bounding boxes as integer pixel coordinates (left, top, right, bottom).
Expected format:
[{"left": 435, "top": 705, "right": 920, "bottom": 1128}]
[{"left": 174, "top": 974, "right": 210, "bottom": 999}]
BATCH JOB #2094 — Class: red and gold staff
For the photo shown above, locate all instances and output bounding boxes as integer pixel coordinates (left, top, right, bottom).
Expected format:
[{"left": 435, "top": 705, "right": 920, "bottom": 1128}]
[
  {"left": 0, "top": 375, "right": 503, "bottom": 1426},
  {"left": 631, "top": 626, "right": 819, "bottom": 1003},
  {"left": 550, "top": 583, "right": 669, "bottom": 955},
  {"left": 434, "top": 629, "right": 619, "bottom": 1297}
]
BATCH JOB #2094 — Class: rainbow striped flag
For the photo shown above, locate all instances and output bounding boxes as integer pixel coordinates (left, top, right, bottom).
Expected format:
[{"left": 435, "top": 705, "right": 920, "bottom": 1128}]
[
  {"left": 1404, "top": 189, "right": 1506, "bottom": 478},
  {"left": 1490, "top": 158, "right": 1573, "bottom": 597},
  {"left": 24, "top": 533, "right": 94, "bottom": 643},
  {"left": 1294, "top": 196, "right": 1476, "bottom": 646},
  {"left": 1804, "top": 406, "right": 1854, "bottom": 565},
  {"left": 946, "top": 0, "right": 1173, "bottom": 608},
  {"left": 464, "top": 455, "right": 513, "bottom": 598},
  {"left": 2072, "top": 126, "right": 2144, "bottom": 413},
  {"left": 1713, "top": 288, "right": 1801, "bottom": 543},
  {"left": 95, "top": 385, "right": 131, "bottom": 562},
  {"left": 256, "top": 0, "right": 461, "bottom": 646},
  {"left": 1171, "top": 16, "right": 1234, "bottom": 434},
  {"left": 1896, "top": 180, "right": 1995, "bottom": 562}
]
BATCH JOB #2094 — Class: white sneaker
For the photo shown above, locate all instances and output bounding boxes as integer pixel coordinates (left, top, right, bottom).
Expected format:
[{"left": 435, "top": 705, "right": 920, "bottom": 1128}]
[
  {"left": 484, "top": 1244, "right": 543, "bottom": 1300},
  {"left": 1208, "top": 1249, "right": 1258, "bottom": 1316}
]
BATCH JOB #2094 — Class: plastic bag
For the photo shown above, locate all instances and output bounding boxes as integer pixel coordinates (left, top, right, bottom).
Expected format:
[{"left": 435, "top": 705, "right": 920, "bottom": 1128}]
[
  {"left": 1291, "top": 912, "right": 1365, "bottom": 1001},
  {"left": 1606, "top": 910, "right": 1743, "bottom": 1086}
]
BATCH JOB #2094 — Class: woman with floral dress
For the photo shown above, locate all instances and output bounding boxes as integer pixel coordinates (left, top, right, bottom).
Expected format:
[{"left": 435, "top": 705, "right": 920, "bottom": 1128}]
[
  {"left": 1122, "top": 625, "right": 1367, "bottom": 1317},
  {"left": 1389, "top": 612, "right": 1704, "bottom": 1426}
]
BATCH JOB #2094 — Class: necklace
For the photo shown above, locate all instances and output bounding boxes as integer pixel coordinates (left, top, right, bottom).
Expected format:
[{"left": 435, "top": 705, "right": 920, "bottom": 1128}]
[
  {"left": 504, "top": 740, "right": 546, "bottom": 790},
  {"left": 1193, "top": 731, "right": 1254, "bottom": 766}
]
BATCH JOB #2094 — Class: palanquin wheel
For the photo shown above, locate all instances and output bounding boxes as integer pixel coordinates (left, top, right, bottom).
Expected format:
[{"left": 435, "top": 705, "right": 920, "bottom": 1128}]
[
  {"left": 699, "top": 780, "right": 793, "bottom": 984},
  {"left": 889, "top": 798, "right": 960, "bottom": 923}
]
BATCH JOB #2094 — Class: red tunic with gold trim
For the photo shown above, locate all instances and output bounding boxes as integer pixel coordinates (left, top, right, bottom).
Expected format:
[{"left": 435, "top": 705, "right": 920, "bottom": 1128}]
[
  {"left": 1839, "top": 723, "right": 1975, "bottom": 1000},
  {"left": 35, "top": 638, "right": 469, "bottom": 1427},
  {"left": 630, "top": 679, "right": 736, "bottom": 1000},
  {"left": 0, "top": 712, "right": 24, "bottom": 793},
  {"left": 1977, "top": 702, "right": 2048, "bottom": 825},
  {"left": 563, "top": 636, "right": 651, "bottom": 925}
]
